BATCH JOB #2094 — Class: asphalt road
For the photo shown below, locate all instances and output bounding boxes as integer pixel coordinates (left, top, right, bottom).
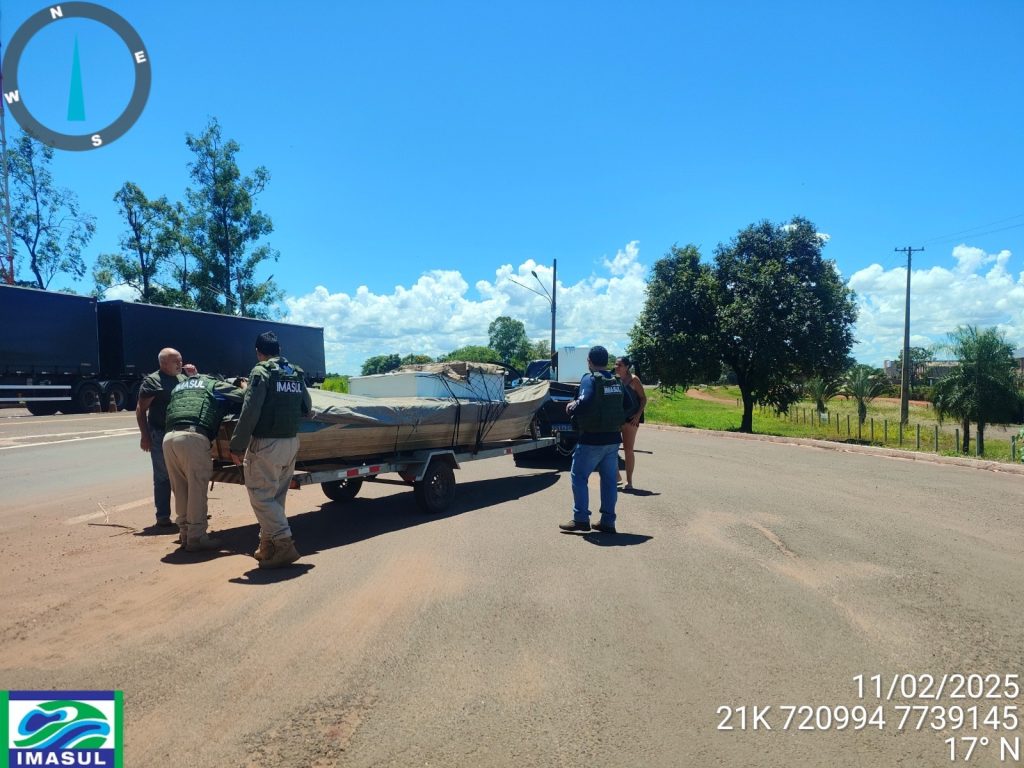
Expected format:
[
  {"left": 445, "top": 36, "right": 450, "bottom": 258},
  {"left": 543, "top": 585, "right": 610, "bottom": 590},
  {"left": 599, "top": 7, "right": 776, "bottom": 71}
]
[{"left": 1, "top": 411, "right": 1022, "bottom": 767}]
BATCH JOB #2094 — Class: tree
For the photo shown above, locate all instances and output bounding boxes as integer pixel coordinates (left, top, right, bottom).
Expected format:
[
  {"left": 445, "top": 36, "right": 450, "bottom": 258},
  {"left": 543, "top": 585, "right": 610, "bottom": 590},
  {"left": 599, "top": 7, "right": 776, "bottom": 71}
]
[
  {"left": 93, "top": 182, "right": 178, "bottom": 302},
  {"left": 805, "top": 375, "right": 842, "bottom": 414},
  {"left": 629, "top": 220, "right": 857, "bottom": 433},
  {"left": 843, "top": 364, "right": 886, "bottom": 425},
  {"left": 184, "top": 118, "right": 281, "bottom": 317},
  {"left": 361, "top": 354, "right": 402, "bottom": 376},
  {"left": 439, "top": 345, "right": 503, "bottom": 364},
  {"left": 400, "top": 354, "right": 434, "bottom": 366},
  {"left": 488, "top": 316, "right": 532, "bottom": 370},
  {"left": 932, "top": 326, "right": 1021, "bottom": 455},
  {"left": 628, "top": 244, "right": 722, "bottom": 392},
  {"left": 5, "top": 133, "right": 95, "bottom": 288},
  {"left": 530, "top": 339, "right": 551, "bottom": 361}
]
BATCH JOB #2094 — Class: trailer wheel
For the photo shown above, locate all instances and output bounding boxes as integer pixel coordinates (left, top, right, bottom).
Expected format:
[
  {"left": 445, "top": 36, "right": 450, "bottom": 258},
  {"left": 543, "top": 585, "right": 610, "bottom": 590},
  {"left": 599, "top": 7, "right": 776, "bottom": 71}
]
[
  {"left": 413, "top": 459, "right": 456, "bottom": 514},
  {"left": 73, "top": 382, "right": 103, "bottom": 413},
  {"left": 321, "top": 478, "right": 363, "bottom": 503},
  {"left": 103, "top": 381, "right": 130, "bottom": 411}
]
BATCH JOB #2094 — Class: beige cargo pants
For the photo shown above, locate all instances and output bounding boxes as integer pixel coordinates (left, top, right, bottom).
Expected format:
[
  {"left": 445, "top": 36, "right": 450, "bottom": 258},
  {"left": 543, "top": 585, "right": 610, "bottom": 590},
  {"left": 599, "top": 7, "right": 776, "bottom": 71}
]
[
  {"left": 162, "top": 430, "right": 213, "bottom": 539},
  {"left": 243, "top": 436, "right": 299, "bottom": 541}
]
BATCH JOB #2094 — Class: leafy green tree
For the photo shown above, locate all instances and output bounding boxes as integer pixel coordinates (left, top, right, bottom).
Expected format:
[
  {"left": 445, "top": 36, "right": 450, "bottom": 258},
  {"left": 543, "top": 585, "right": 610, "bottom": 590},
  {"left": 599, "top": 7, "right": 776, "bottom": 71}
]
[
  {"left": 932, "top": 326, "right": 1021, "bottom": 455},
  {"left": 630, "top": 220, "right": 857, "bottom": 432},
  {"left": 400, "top": 354, "right": 434, "bottom": 366},
  {"left": 843, "top": 364, "right": 886, "bottom": 425},
  {"left": 439, "top": 345, "right": 503, "bottom": 364},
  {"left": 5, "top": 133, "right": 95, "bottom": 288},
  {"left": 184, "top": 118, "right": 281, "bottom": 317},
  {"left": 93, "top": 182, "right": 178, "bottom": 302},
  {"left": 488, "top": 316, "right": 532, "bottom": 370},
  {"left": 531, "top": 339, "right": 551, "bottom": 361},
  {"left": 361, "top": 354, "right": 402, "bottom": 375},
  {"left": 628, "top": 244, "right": 722, "bottom": 392}
]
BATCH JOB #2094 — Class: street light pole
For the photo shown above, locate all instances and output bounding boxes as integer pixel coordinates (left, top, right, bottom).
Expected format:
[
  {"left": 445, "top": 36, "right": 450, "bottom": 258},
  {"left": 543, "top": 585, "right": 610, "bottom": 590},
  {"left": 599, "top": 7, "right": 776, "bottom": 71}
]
[{"left": 550, "top": 258, "right": 557, "bottom": 379}]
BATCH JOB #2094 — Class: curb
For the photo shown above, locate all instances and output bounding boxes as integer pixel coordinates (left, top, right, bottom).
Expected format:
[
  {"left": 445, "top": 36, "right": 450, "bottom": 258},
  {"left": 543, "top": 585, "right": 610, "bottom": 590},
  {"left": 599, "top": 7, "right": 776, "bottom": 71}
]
[{"left": 646, "top": 423, "right": 1024, "bottom": 476}]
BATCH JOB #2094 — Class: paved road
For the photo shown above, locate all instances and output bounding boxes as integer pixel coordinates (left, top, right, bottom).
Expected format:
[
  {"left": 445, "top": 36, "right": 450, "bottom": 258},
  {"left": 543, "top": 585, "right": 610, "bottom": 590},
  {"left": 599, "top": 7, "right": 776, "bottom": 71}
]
[{"left": 1, "top": 414, "right": 1021, "bottom": 767}]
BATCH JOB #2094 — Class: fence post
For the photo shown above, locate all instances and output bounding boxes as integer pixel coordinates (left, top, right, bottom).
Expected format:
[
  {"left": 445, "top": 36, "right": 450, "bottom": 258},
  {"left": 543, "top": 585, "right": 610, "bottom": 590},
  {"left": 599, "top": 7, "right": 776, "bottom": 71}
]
[
  {"left": 846, "top": 414, "right": 851, "bottom": 436},
  {"left": 933, "top": 425, "right": 938, "bottom": 453},
  {"left": 870, "top": 418, "right": 874, "bottom": 444},
  {"left": 1013, "top": 435, "right": 1017, "bottom": 462},
  {"left": 976, "top": 436, "right": 981, "bottom": 457},
  {"left": 916, "top": 423, "right": 921, "bottom": 450},
  {"left": 955, "top": 428, "right": 959, "bottom": 453},
  {"left": 857, "top": 418, "right": 862, "bottom": 441},
  {"left": 899, "top": 423, "right": 903, "bottom": 447},
  {"left": 835, "top": 413, "right": 840, "bottom": 433}
]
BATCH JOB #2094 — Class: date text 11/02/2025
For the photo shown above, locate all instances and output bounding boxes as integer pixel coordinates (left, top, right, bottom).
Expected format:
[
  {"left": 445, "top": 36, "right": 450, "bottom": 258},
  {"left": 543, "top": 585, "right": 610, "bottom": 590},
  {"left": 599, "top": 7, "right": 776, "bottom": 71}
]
[{"left": 716, "top": 673, "right": 1022, "bottom": 762}]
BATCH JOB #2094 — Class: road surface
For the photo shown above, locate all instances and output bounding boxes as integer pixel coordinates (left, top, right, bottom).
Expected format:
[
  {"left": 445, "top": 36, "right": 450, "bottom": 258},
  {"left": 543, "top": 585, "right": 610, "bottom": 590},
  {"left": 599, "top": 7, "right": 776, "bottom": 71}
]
[{"left": 1, "top": 411, "right": 1021, "bottom": 767}]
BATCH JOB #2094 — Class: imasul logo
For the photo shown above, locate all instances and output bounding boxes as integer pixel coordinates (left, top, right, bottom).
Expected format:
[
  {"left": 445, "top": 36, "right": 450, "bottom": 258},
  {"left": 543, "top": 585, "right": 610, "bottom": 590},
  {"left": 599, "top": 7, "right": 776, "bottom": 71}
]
[{"left": 3, "top": 691, "right": 123, "bottom": 767}]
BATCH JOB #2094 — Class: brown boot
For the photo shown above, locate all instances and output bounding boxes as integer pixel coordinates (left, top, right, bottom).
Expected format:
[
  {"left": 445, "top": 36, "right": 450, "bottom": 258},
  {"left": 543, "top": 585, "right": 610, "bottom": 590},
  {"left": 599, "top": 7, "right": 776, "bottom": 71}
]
[
  {"left": 253, "top": 537, "right": 274, "bottom": 561},
  {"left": 185, "top": 534, "right": 222, "bottom": 552},
  {"left": 258, "top": 537, "right": 300, "bottom": 569}
]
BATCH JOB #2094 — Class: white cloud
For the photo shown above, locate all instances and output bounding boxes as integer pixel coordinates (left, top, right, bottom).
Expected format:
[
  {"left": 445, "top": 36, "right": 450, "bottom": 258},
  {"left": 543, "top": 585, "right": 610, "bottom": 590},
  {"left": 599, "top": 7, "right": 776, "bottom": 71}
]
[
  {"left": 284, "top": 241, "right": 649, "bottom": 374},
  {"left": 848, "top": 244, "right": 1024, "bottom": 365},
  {"left": 101, "top": 284, "right": 140, "bottom": 301}
]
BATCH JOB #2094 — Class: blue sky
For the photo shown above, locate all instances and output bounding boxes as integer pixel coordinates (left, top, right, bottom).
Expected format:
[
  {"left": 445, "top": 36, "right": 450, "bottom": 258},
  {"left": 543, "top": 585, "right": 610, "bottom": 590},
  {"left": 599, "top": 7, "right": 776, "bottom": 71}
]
[{"left": 3, "top": 0, "right": 1023, "bottom": 374}]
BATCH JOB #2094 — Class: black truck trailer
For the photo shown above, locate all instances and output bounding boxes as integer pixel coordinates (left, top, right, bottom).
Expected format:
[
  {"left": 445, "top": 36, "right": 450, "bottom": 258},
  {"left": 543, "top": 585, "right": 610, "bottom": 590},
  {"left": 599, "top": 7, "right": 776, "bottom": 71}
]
[{"left": 0, "top": 285, "right": 326, "bottom": 415}]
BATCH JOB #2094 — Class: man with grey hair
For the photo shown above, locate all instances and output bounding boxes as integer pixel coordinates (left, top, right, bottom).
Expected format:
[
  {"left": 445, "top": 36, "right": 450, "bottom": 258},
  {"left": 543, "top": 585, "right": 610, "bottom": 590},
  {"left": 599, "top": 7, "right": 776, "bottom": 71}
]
[{"left": 136, "top": 348, "right": 196, "bottom": 527}]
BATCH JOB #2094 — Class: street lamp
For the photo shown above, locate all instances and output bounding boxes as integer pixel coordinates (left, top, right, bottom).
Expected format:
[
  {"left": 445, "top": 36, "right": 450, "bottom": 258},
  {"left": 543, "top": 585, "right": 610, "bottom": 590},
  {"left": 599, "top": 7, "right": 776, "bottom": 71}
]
[{"left": 510, "top": 258, "right": 557, "bottom": 379}]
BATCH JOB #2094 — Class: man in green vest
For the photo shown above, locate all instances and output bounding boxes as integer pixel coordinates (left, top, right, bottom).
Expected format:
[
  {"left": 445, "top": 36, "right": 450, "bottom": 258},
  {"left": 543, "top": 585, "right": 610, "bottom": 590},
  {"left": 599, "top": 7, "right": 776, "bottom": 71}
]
[
  {"left": 163, "top": 374, "right": 245, "bottom": 551},
  {"left": 229, "top": 331, "right": 313, "bottom": 569},
  {"left": 560, "top": 345, "right": 628, "bottom": 534}
]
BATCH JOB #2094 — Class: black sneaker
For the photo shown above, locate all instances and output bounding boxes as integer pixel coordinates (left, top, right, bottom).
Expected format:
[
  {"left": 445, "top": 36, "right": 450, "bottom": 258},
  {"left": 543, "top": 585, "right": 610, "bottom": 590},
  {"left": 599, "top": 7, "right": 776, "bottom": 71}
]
[
  {"left": 592, "top": 522, "right": 617, "bottom": 534},
  {"left": 155, "top": 518, "right": 176, "bottom": 528},
  {"left": 559, "top": 520, "right": 591, "bottom": 532}
]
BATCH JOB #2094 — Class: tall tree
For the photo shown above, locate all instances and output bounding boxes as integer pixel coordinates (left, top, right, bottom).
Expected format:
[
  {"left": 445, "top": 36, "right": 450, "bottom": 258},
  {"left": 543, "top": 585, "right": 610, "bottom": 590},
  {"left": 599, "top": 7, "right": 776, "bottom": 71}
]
[
  {"left": 184, "top": 118, "right": 281, "bottom": 317},
  {"left": 629, "top": 220, "right": 857, "bottom": 433},
  {"left": 933, "top": 326, "right": 1020, "bottom": 455},
  {"left": 93, "top": 182, "right": 177, "bottom": 302},
  {"left": 361, "top": 354, "right": 402, "bottom": 375},
  {"left": 5, "top": 134, "right": 95, "bottom": 288},
  {"left": 488, "top": 316, "right": 532, "bottom": 370}
]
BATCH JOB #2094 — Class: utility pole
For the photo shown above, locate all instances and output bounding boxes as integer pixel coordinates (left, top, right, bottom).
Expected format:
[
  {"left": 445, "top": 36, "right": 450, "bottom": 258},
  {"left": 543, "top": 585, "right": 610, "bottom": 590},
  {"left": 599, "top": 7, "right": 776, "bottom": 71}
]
[{"left": 895, "top": 245, "right": 924, "bottom": 426}]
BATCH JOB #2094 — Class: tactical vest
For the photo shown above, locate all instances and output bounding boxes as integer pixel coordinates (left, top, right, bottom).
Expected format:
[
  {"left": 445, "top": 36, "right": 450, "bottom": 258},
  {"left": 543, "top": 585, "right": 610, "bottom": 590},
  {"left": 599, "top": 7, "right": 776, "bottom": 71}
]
[
  {"left": 252, "top": 358, "right": 306, "bottom": 438},
  {"left": 574, "top": 372, "right": 627, "bottom": 433},
  {"left": 165, "top": 376, "right": 222, "bottom": 437}
]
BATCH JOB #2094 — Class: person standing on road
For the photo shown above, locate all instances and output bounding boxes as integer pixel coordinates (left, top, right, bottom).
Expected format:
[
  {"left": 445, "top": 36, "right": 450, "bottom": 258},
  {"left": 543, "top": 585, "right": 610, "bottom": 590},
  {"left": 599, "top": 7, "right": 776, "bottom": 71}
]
[
  {"left": 561, "top": 345, "right": 628, "bottom": 534},
  {"left": 163, "top": 374, "right": 245, "bottom": 551},
  {"left": 615, "top": 355, "right": 647, "bottom": 491},
  {"left": 229, "top": 332, "right": 312, "bottom": 569},
  {"left": 135, "top": 348, "right": 196, "bottom": 528}
]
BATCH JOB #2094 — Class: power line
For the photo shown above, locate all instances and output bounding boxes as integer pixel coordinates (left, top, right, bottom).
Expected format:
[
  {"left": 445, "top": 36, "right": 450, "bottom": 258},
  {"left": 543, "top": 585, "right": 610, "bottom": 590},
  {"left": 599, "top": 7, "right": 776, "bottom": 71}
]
[{"left": 920, "top": 213, "right": 1024, "bottom": 246}]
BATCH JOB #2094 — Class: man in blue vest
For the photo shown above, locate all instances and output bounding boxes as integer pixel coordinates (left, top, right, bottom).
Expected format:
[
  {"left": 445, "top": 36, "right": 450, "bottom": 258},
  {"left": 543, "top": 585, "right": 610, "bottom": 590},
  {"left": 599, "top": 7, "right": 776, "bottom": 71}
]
[
  {"left": 560, "top": 345, "right": 628, "bottom": 534},
  {"left": 229, "top": 332, "right": 313, "bottom": 569},
  {"left": 163, "top": 374, "right": 245, "bottom": 550}
]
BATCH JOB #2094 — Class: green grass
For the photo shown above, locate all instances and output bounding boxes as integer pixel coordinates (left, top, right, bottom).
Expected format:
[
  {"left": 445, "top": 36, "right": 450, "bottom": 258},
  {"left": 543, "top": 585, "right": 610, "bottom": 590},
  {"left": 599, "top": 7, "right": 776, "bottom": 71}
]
[
  {"left": 646, "top": 387, "right": 1022, "bottom": 465},
  {"left": 321, "top": 375, "right": 350, "bottom": 393}
]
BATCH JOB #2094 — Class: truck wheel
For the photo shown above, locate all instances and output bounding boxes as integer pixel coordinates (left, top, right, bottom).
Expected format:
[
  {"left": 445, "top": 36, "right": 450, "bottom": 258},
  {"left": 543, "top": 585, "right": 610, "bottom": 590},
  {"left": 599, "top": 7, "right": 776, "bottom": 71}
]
[
  {"left": 73, "top": 382, "right": 103, "bottom": 413},
  {"left": 26, "top": 401, "right": 60, "bottom": 416},
  {"left": 321, "top": 478, "right": 363, "bottom": 503},
  {"left": 413, "top": 460, "right": 456, "bottom": 514},
  {"left": 125, "top": 381, "right": 141, "bottom": 412},
  {"left": 103, "top": 381, "right": 130, "bottom": 411}
]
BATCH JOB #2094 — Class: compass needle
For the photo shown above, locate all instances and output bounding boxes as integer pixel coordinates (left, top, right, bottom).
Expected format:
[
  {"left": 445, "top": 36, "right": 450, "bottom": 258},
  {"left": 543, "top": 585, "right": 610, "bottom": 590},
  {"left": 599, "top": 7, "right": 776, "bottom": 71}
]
[{"left": 67, "top": 35, "right": 86, "bottom": 122}]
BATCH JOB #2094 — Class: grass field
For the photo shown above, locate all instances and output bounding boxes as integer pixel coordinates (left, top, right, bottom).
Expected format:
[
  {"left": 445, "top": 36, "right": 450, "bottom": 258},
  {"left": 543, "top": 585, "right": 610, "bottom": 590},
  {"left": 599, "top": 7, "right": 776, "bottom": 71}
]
[{"left": 645, "top": 386, "right": 1023, "bottom": 464}]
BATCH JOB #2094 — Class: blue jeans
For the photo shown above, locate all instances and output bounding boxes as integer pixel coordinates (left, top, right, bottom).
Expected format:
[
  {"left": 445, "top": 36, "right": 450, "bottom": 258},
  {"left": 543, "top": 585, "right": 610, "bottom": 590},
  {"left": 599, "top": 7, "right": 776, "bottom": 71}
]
[
  {"left": 149, "top": 427, "right": 172, "bottom": 521},
  {"left": 570, "top": 442, "right": 619, "bottom": 527}
]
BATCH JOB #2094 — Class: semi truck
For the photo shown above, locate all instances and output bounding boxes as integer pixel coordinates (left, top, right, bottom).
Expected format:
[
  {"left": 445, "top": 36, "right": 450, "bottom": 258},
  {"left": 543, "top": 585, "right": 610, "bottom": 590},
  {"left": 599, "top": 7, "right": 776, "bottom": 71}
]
[{"left": 0, "top": 284, "right": 326, "bottom": 415}]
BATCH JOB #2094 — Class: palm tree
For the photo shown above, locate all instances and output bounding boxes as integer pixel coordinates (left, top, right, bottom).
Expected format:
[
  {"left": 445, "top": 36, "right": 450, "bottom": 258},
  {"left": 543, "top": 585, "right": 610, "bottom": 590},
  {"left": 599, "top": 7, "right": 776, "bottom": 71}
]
[
  {"left": 843, "top": 365, "right": 886, "bottom": 425},
  {"left": 805, "top": 375, "right": 842, "bottom": 414},
  {"left": 932, "top": 326, "right": 1021, "bottom": 455}
]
